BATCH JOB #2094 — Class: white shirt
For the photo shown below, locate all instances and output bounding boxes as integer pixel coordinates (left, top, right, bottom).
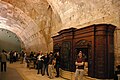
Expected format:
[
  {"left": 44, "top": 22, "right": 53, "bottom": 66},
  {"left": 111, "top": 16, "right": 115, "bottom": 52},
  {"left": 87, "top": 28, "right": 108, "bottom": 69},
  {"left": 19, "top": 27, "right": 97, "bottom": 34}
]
[{"left": 37, "top": 54, "right": 44, "bottom": 60}]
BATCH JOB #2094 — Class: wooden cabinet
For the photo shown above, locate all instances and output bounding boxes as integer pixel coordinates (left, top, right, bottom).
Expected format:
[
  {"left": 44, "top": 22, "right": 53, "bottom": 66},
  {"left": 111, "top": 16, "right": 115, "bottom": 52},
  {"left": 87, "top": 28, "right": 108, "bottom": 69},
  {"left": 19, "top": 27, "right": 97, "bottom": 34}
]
[
  {"left": 52, "top": 24, "right": 116, "bottom": 79},
  {"left": 52, "top": 28, "right": 76, "bottom": 71}
]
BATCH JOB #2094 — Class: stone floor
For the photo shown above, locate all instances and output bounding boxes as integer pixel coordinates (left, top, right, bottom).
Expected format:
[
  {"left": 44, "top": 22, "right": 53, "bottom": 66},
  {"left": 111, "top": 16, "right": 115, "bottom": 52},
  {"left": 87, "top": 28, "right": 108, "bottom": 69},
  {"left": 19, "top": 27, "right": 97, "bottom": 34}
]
[
  {"left": 8, "top": 62, "right": 66, "bottom": 80},
  {"left": 0, "top": 61, "right": 95, "bottom": 80},
  {"left": 0, "top": 67, "right": 24, "bottom": 80}
]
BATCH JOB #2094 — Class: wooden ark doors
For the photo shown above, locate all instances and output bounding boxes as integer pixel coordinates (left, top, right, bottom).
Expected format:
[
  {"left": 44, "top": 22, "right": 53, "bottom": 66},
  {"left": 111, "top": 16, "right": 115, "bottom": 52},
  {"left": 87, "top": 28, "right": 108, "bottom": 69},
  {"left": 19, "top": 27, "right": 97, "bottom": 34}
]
[{"left": 52, "top": 24, "right": 116, "bottom": 79}]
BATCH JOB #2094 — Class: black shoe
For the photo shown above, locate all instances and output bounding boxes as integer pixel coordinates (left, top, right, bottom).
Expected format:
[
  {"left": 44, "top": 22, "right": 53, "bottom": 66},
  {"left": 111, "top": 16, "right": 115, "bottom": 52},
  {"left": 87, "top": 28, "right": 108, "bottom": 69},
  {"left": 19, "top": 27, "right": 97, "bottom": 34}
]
[{"left": 55, "top": 75, "right": 59, "bottom": 77}]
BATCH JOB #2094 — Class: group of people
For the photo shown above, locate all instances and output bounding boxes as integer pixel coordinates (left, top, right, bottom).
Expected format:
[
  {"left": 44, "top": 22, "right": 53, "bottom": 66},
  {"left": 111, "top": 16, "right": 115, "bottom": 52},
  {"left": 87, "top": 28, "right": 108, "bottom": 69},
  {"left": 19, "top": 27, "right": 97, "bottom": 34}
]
[
  {"left": 0, "top": 49, "right": 26, "bottom": 72},
  {"left": 0, "top": 49, "right": 87, "bottom": 80},
  {"left": 27, "top": 50, "right": 87, "bottom": 80},
  {"left": 9, "top": 51, "right": 20, "bottom": 63},
  {"left": 26, "top": 51, "right": 61, "bottom": 79}
]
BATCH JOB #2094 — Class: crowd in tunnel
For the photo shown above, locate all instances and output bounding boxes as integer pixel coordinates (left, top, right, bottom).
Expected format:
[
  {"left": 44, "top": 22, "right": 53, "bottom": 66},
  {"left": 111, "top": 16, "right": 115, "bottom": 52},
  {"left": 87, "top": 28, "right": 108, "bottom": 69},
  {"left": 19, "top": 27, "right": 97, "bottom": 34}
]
[
  {"left": 0, "top": 49, "right": 63, "bottom": 79},
  {"left": 0, "top": 49, "right": 88, "bottom": 80}
]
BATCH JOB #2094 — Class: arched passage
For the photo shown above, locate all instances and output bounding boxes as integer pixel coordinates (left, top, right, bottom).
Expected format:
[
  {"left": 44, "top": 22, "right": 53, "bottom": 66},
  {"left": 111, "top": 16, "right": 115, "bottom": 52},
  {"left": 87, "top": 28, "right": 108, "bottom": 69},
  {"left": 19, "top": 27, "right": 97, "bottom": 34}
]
[
  {"left": 0, "top": 1, "right": 39, "bottom": 51},
  {"left": 0, "top": 28, "right": 24, "bottom": 52},
  {"left": 0, "top": 1, "right": 63, "bottom": 52}
]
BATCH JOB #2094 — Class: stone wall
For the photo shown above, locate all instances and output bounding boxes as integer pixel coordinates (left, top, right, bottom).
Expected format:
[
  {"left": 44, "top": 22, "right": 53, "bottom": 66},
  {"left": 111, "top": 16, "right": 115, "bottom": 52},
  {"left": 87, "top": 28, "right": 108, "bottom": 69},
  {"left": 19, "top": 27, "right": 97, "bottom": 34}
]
[
  {"left": 114, "top": 29, "right": 120, "bottom": 69},
  {"left": 24, "top": 6, "right": 62, "bottom": 53}
]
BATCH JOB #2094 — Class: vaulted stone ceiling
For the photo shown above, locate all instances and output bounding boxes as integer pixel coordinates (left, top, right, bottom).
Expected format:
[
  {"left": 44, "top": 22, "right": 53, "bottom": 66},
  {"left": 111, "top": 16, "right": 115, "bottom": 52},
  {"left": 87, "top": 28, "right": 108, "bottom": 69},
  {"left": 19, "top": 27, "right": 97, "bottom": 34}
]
[
  {"left": 49, "top": 0, "right": 120, "bottom": 28},
  {"left": 0, "top": 0, "right": 120, "bottom": 52},
  {"left": 0, "top": 0, "right": 62, "bottom": 52}
]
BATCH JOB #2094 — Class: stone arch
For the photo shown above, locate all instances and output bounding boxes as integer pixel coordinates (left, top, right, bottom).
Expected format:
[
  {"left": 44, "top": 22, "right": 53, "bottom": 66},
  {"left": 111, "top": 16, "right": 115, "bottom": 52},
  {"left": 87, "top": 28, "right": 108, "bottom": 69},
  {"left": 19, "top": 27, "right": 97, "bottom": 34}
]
[
  {"left": 0, "top": 1, "right": 38, "bottom": 50},
  {"left": 46, "top": 0, "right": 63, "bottom": 30},
  {"left": 0, "top": 28, "right": 25, "bottom": 51}
]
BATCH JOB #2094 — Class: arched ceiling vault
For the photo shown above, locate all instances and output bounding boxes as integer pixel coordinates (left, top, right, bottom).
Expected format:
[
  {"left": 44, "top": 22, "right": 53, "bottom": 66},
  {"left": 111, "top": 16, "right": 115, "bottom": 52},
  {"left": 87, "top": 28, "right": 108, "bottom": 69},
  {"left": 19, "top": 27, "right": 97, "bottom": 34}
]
[
  {"left": 0, "top": 1, "right": 39, "bottom": 47},
  {"left": 1, "top": 0, "right": 120, "bottom": 31},
  {"left": 0, "top": 0, "right": 120, "bottom": 52},
  {"left": 0, "top": 0, "right": 63, "bottom": 51},
  {"left": 47, "top": 0, "right": 120, "bottom": 28}
]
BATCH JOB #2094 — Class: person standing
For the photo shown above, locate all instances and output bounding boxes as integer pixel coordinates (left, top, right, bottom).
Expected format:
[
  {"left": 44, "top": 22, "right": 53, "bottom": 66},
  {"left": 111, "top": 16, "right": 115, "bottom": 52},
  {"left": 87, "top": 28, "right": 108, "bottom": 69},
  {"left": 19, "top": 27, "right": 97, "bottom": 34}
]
[
  {"left": 48, "top": 51, "right": 55, "bottom": 79},
  {"left": 75, "top": 51, "right": 85, "bottom": 80},
  {"left": 42, "top": 53, "right": 49, "bottom": 76},
  {"left": 55, "top": 52, "right": 61, "bottom": 77},
  {"left": 13, "top": 51, "right": 17, "bottom": 62},
  {"left": 0, "top": 50, "right": 7, "bottom": 72},
  {"left": 20, "top": 50, "right": 25, "bottom": 64},
  {"left": 37, "top": 51, "right": 44, "bottom": 75},
  {"left": 9, "top": 51, "right": 14, "bottom": 63}
]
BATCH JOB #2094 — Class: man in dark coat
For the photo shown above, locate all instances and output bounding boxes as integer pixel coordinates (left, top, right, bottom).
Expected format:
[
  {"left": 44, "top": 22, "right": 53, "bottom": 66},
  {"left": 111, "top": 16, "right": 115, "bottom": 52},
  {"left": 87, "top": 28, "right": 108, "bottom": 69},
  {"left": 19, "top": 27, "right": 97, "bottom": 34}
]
[
  {"left": 0, "top": 50, "right": 7, "bottom": 72},
  {"left": 55, "top": 52, "right": 61, "bottom": 77}
]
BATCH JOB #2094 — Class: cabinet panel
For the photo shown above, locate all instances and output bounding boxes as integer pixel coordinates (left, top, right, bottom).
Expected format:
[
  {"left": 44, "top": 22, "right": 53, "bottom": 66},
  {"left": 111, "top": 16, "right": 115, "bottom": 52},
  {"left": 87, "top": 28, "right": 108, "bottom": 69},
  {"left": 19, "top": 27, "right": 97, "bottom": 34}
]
[{"left": 61, "top": 41, "right": 71, "bottom": 71}]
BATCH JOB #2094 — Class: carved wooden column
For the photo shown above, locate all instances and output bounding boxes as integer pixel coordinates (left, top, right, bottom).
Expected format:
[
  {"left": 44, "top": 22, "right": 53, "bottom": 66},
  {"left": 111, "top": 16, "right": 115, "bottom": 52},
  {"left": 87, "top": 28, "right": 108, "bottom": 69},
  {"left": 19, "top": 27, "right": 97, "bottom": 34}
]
[{"left": 94, "top": 24, "right": 116, "bottom": 79}]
